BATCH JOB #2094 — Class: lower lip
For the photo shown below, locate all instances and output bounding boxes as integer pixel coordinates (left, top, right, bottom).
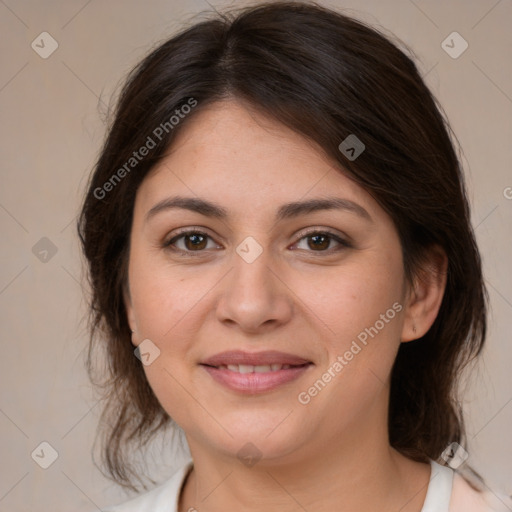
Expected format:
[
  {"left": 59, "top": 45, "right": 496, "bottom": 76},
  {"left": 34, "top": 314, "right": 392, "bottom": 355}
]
[{"left": 201, "top": 364, "right": 313, "bottom": 394}]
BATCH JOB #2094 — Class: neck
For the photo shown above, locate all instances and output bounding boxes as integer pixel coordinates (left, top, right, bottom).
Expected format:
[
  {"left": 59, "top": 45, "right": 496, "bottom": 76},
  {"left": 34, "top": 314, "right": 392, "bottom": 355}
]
[{"left": 179, "top": 427, "right": 430, "bottom": 512}]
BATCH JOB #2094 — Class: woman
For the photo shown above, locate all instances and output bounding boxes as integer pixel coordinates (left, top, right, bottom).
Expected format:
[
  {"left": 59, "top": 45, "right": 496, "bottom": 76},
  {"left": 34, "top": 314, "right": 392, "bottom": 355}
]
[{"left": 78, "top": 2, "right": 511, "bottom": 511}]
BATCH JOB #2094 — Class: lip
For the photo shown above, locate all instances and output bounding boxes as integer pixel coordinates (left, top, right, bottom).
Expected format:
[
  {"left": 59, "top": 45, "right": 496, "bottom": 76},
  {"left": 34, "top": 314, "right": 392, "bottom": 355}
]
[
  {"left": 201, "top": 350, "right": 311, "bottom": 367},
  {"left": 201, "top": 364, "right": 312, "bottom": 394},
  {"left": 200, "top": 350, "right": 313, "bottom": 394}
]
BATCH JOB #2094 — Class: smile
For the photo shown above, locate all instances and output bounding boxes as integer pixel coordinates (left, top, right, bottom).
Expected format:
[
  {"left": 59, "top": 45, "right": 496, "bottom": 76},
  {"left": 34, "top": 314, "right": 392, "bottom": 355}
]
[
  {"left": 215, "top": 363, "right": 296, "bottom": 373},
  {"left": 201, "top": 362, "right": 313, "bottom": 393}
]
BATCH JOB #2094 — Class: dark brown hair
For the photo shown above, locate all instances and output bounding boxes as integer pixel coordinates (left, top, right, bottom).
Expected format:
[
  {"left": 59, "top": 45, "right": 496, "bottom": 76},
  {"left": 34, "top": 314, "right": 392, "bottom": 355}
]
[{"left": 78, "top": 1, "right": 487, "bottom": 492}]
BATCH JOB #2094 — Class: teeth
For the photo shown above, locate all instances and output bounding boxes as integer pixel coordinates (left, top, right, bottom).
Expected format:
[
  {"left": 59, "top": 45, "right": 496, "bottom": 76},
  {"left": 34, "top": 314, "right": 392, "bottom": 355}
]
[
  {"left": 254, "top": 365, "right": 271, "bottom": 373},
  {"left": 220, "top": 364, "right": 293, "bottom": 373}
]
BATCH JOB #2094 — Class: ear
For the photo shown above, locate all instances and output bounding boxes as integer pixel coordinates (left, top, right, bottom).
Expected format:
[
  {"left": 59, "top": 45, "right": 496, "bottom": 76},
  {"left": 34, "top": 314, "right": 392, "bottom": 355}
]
[
  {"left": 401, "top": 245, "right": 448, "bottom": 342},
  {"left": 123, "top": 280, "right": 138, "bottom": 346}
]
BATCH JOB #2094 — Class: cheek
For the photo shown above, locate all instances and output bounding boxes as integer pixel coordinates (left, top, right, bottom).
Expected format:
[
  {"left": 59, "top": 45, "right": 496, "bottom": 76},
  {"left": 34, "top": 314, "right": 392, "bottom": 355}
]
[
  {"left": 128, "top": 249, "right": 201, "bottom": 337},
  {"left": 128, "top": 258, "right": 202, "bottom": 424},
  {"left": 127, "top": 252, "right": 218, "bottom": 401},
  {"left": 297, "top": 254, "right": 405, "bottom": 380},
  {"left": 306, "top": 267, "right": 403, "bottom": 339},
  {"left": 295, "top": 267, "right": 404, "bottom": 428}
]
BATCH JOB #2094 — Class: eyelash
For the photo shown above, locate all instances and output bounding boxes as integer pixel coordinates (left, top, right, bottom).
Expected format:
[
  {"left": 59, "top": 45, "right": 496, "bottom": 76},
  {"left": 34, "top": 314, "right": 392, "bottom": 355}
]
[{"left": 162, "top": 228, "right": 351, "bottom": 257}]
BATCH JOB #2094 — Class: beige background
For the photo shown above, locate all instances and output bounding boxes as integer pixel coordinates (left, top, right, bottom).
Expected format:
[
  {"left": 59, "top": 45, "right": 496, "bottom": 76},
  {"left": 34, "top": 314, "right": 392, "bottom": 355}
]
[{"left": 0, "top": 0, "right": 511, "bottom": 510}]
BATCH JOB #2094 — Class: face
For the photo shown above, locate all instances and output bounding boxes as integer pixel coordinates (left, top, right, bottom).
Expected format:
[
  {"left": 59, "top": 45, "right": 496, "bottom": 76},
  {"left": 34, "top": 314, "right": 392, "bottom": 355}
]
[{"left": 125, "top": 99, "right": 414, "bottom": 466}]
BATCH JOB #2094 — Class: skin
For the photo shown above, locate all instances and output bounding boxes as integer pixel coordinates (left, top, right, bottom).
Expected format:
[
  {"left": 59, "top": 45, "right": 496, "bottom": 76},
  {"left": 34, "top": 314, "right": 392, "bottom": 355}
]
[{"left": 125, "top": 98, "right": 447, "bottom": 512}]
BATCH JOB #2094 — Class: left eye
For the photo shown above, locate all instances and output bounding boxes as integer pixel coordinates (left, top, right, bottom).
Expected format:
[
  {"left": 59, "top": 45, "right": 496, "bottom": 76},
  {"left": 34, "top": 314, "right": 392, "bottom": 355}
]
[{"left": 293, "top": 231, "right": 348, "bottom": 252}]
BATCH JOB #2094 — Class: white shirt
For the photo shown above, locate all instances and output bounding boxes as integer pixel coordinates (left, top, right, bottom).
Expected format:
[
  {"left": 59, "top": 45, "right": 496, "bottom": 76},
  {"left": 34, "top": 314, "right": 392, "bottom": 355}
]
[{"left": 103, "top": 459, "right": 512, "bottom": 512}]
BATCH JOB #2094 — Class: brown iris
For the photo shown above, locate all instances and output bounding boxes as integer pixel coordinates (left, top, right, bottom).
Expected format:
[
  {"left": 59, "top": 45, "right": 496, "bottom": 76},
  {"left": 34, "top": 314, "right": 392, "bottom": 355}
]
[
  {"left": 307, "top": 234, "right": 330, "bottom": 251},
  {"left": 184, "top": 233, "right": 208, "bottom": 250}
]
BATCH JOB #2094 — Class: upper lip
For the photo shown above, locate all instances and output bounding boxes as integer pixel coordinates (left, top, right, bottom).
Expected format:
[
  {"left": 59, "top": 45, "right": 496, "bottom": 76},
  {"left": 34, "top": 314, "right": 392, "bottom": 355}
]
[{"left": 201, "top": 350, "right": 312, "bottom": 367}]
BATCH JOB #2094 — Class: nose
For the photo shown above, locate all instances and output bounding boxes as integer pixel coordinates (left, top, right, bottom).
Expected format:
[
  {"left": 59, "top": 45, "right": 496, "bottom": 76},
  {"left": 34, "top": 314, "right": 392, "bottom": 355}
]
[{"left": 215, "top": 246, "right": 294, "bottom": 335}]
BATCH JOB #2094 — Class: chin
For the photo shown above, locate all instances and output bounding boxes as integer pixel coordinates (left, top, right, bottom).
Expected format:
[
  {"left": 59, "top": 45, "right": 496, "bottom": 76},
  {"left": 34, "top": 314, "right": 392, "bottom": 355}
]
[{"left": 208, "top": 418, "right": 307, "bottom": 464}]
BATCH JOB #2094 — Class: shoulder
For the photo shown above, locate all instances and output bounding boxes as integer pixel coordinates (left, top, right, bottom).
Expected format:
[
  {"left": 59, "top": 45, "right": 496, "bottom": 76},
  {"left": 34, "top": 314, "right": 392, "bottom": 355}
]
[
  {"left": 103, "top": 459, "right": 194, "bottom": 512},
  {"left": 422, "top": 460, "right": 511, "bottom": 512},
  {"left": 449, "top": 470, "right": 512, "bottom": 512}
]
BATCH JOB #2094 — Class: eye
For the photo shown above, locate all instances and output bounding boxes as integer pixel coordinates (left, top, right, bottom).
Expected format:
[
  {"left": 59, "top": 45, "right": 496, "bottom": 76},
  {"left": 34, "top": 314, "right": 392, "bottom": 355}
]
[
  {"left": 163, "top": 230, "right": 220, "bottom": 254},
  {"left": 163, "top": 228, "right": 351, "bottom": 256},
  {"left": 292, "top": 230, "right": 351, "bottom": 252}
]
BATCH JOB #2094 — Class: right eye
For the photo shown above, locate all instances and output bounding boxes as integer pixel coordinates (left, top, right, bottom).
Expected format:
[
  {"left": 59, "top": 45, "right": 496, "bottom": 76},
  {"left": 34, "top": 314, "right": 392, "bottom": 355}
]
[{"left": 163, "top": 230, "right": 222, "bottom": 255}]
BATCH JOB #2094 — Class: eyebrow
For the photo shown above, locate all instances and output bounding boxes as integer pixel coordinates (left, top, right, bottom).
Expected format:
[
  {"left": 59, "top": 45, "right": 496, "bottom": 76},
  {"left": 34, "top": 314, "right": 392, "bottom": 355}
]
[{"left": 145, "top": 195, "right": 372, "bottom": 223}]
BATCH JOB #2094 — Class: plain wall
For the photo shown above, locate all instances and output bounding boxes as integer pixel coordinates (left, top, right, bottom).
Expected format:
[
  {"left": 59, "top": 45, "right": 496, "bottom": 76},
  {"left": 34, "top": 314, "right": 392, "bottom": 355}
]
[{"left": 1, "top": 0, "right": 511, "bottom": 510}]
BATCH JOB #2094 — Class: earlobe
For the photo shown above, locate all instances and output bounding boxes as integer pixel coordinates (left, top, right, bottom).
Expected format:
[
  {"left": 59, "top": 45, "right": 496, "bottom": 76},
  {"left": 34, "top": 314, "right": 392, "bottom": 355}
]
[
  {"left": 401, "top": 245, "right": 448, "bottom": 342},
  {"left": 126, "top": 311, "right": 139, "bottom": 348},
  {"left": 123, "top": 281, "right": 138, "bottom": 346}
]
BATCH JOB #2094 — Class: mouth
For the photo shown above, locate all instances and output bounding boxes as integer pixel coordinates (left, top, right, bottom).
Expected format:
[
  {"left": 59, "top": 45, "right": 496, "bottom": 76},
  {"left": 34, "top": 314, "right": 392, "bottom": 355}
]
[
  {"left": 200, "top": 350, "right": 314, "bottom": 394},
  {"left": 204, "top": 363, "right": 310, "bottom": 373}
]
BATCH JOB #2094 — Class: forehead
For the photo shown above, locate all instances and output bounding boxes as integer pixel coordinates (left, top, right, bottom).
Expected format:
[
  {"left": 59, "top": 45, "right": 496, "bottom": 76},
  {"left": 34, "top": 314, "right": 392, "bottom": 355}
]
[
  {"left": 134, "top": 99, "right": 384, "bottom": 226},
  {"left": 156, "top": 99, "right": 333, "bottom": 181}
]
